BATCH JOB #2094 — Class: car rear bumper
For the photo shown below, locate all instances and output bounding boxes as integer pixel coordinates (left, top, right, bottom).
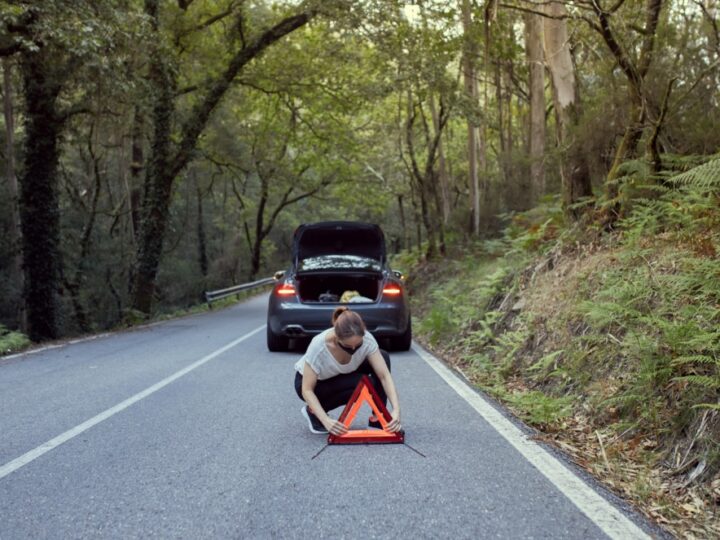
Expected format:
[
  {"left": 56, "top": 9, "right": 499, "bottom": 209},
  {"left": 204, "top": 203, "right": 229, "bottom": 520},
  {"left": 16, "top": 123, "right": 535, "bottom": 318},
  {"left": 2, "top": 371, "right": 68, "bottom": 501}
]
[{"left": 268, "top": 299, "right": 410, "bottom": 338}]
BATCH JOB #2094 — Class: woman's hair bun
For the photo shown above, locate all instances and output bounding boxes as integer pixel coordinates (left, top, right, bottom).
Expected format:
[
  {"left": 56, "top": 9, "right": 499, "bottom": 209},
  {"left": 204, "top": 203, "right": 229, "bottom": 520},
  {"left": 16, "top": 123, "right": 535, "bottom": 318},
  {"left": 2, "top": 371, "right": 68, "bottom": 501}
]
[
  {"left": 332, "top": 307, "right": 366, "bottom": 338},
  {"left": 331, "top": 306, "right": 350, "bottom": 324}
]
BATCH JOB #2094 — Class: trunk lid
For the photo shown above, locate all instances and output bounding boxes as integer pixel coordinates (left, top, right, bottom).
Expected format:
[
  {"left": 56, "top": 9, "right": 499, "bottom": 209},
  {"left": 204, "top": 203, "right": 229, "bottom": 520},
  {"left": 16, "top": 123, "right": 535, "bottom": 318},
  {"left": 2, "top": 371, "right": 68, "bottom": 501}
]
[{"left": 292, "top": 222, "right": 386, "bottom": 268}]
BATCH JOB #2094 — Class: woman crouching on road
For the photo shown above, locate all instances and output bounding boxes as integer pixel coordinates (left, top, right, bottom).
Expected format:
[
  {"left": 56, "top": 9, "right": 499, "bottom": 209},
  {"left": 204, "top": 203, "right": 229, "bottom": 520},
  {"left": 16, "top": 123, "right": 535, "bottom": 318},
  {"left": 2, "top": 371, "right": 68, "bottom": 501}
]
[{"left": 293, "top": 306, "right": 402, "bottom": 435}]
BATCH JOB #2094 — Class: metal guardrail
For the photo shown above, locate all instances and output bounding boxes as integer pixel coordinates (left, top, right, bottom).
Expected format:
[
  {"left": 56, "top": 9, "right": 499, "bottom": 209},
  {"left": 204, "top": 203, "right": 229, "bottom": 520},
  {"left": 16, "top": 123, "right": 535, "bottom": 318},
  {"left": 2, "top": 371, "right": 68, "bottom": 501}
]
[{"left": 204, "top": 277, "right": 275, "bottom": 307}]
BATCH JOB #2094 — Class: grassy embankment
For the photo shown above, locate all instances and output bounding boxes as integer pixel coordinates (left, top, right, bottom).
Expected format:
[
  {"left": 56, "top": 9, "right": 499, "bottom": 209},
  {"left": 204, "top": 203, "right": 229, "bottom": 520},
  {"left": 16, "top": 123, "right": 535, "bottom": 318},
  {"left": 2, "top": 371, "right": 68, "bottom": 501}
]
[{"left": 400, "top": 157, "right": 720, "bottom": 538}]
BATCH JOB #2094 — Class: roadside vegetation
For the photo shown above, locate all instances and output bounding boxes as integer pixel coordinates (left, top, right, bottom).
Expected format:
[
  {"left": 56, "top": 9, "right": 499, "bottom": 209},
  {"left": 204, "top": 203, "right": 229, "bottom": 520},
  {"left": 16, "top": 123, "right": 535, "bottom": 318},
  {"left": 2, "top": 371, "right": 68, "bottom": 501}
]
[
  {"left": 403, "top": 156, "right": 720, "bottom": 538},
  {"left": 0, "top": 323, "right": 30, "bottom": 355}
]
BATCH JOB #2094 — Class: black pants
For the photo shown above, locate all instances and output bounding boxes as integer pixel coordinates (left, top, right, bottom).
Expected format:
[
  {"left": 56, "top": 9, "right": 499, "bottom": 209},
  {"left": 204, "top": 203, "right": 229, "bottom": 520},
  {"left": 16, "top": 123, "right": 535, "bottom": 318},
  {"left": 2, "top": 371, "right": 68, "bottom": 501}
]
[{"left": 294, "top": 350, "right": 391, "bottom": 413}]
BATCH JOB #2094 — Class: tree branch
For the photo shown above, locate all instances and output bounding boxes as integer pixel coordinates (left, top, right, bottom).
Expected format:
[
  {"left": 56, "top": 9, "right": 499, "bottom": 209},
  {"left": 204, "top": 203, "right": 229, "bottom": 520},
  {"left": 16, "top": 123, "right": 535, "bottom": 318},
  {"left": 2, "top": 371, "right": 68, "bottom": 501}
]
[
  {"left": 230, "top": 176, "right": 248, "bottom": 210},
  {"left": 499, "top": 2, "right": 601, "bottom": 31},
  {"left": 425, "top": 97, "right": 450, "bottom": 178},
  {"left": 637, "top": 0, "right": 664, "bottom": 78},
  {"left": 58, "top": 104, "right": 93, "bottom": 122},
  {"left": 590, "top": 0, "right": 643, "bottom": 92},
  {"left": 647, "top": 77, "right": 675, "bottom": 171},
  {"left": 694, "top": 0, "right": 720, "bottom": 53},
  {"left": 175, "top": 1, "right": 241, "bottom": 44},
  {"left": 629, "top": 23, "right": 649, "bottom": 35},
  {"left": 265, "top": 171, "right": 328, "bottom": 237},
  {"left": 170, "top": 9, "right": 316, "bottom": 180},
  {"left": 607, "top": 0, "right": 628, "bottom": 13},
  {"left": 176, "top": 84, "right": 200, "bottom": 96},
  {"left": 404, "top": 102, "right": 424, "bottom": 187},
  {"left": 669, "top": 58, "right": 720, "bottom": 111}
]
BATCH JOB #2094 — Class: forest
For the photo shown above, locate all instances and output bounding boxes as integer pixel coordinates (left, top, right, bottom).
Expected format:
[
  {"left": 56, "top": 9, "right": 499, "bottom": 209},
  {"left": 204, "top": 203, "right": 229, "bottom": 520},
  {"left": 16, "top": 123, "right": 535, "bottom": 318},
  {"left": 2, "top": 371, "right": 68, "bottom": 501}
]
[
  {"left": 1, "top": 0, "right": 719, "bottom": 533},
  {"left": 0, "top": 0, "right": 717, "bottom": 339}
]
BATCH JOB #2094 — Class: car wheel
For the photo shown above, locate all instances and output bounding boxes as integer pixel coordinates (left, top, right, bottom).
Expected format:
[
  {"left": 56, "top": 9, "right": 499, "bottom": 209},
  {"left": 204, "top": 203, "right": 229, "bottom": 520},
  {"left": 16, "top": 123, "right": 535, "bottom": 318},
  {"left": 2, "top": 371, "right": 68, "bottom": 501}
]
[
  {"left": 390, "top": 317, "right": 412, "bottom": 351},
  {"left": 267, "top": 325, "right": 289, "bottom": 352}
]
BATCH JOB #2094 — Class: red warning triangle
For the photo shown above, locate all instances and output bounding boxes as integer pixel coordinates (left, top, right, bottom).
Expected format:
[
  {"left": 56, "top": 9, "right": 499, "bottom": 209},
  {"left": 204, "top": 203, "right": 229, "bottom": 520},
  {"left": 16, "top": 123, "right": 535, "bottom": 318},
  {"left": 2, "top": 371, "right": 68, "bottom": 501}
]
[{"left": 328, "top": 375, "right": 405, "bottom": 444}]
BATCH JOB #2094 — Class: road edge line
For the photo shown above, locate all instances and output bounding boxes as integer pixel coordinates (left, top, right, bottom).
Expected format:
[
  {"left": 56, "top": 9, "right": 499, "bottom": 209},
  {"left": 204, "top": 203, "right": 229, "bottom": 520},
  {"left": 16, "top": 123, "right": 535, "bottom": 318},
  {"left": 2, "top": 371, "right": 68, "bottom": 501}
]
[
  {"left": 412, "top": 342, "right": 651, "bottom": 540},
  {"left": 0, "top": 325, "right": 266, "bottom": 481}
]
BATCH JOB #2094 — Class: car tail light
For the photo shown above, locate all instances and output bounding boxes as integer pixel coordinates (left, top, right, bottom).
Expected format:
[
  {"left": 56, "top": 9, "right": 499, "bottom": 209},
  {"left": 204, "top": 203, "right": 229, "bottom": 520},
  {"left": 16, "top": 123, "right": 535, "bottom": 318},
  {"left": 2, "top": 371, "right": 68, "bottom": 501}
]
[
  {"left": 276, "top": 283, "right": 297, "bottom": 296},
  {"left": 382, "top": 285, "right": 402, "bottom": 296}
]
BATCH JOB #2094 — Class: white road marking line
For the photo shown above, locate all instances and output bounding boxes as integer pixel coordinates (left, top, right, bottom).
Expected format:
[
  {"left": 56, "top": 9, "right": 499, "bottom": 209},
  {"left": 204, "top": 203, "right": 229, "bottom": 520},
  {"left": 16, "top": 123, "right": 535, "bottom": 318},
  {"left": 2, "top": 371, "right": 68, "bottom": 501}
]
[
  {"left": 0, "top": 325, "right": 266, "bottom": 481},
  {"left": 412, "top": 342, "right": 651, "bottom": 540}
]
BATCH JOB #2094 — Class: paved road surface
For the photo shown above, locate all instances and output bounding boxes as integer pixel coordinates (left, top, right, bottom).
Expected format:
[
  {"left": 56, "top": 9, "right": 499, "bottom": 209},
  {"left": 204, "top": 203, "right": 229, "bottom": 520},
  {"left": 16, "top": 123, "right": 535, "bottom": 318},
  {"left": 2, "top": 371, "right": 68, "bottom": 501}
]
[{"left": 0, "top": 295, "right": 663, "bottom": 539}]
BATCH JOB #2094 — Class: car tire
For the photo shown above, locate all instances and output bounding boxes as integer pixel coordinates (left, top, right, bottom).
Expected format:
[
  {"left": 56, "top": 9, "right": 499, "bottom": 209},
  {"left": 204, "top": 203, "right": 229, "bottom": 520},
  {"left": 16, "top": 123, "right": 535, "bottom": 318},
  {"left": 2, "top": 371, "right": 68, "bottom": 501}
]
[
  {"left": 267, "top": 325, "right": 289, "bottom": 352},
  {"left": 390, "top": 317, "right": 412, "bottom": 351}
]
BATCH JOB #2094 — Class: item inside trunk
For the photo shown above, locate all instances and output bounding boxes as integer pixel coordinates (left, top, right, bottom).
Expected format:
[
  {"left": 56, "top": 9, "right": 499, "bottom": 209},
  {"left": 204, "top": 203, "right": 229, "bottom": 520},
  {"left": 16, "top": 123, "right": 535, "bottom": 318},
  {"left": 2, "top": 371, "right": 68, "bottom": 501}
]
[{"left": 297, "top": 274, "right": 380, "bottom": 303}]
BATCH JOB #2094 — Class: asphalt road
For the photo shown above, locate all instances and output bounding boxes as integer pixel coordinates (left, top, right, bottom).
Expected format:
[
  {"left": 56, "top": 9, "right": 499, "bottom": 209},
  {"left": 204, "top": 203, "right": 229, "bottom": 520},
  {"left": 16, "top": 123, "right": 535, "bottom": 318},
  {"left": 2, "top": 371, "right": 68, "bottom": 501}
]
[{"left": 0, "top": 294, "right": 663, "bottom": 539}]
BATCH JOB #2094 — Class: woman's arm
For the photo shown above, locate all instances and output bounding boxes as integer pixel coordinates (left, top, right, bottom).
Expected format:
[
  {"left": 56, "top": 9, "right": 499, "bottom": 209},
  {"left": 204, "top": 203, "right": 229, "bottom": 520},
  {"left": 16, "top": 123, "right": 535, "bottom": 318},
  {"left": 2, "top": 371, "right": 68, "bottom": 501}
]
[
  {"left": 300, "top": 362, "right": 348, "bottom": 435},
  {"left": 367, "top": 350, "right": 402, "bottom": 432}
]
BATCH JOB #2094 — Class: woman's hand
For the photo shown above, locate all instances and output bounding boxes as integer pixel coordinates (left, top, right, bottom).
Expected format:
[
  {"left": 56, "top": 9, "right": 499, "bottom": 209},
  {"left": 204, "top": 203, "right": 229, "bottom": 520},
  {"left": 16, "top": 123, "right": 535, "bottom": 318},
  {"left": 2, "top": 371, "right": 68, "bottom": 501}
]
[
  {"left": 324, "top": 418, "right": 349, "bottom": 436},
  {"left": 386, "top": 409, "right": 402, "bottom": 432}
]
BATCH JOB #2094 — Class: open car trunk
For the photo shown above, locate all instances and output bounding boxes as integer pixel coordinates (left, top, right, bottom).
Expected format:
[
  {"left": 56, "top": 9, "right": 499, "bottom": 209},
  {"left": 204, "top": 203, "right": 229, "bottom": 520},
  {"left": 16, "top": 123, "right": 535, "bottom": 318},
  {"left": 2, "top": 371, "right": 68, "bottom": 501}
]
[
  {"left": 297, "top": 273, "right": 381, "bottom": 303},
  {"left": 293, "top": 222, "right": 386, "bottom": 264}
]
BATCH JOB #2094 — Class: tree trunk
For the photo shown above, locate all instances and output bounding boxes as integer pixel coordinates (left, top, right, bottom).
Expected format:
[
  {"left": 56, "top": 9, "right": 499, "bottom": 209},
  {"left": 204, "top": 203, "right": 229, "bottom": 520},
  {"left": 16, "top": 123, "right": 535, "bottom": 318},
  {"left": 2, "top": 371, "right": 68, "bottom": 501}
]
[
  {"left": 249, "top": 176, "right": 269, "bottom": 280},
  {"left": 196, "top": 182, "right": 208, "bottom": 277},
  {"left": 646, "top": 78, "right": 675, "bottom": 173},
  {"left": 410, "top": 186, "right": 422, "bottom": 252},
  {"left": 429, "top": 167, "right": 446, "bottom": 256},
  {"left": 405, "top": 96, "right": 432, "bottom": 258},
  {"left": 525, "top": 13, "right": 545, "bottom": 206},
  {"left": 467, "top": 118, "right": 480, "bottom": 233},
  {"left": 131, "top": 2, "right": 176, "bottom": 314},
  {"left": 397, "top": 194, "right": 408, "bottom": 251},
  {"left": 477, "top": 95, "right": 489, "bottom": 231},
  {"left": 429, "top": 96, "right": 451, "bottom": 224},
  {"left": 600, "top": 0, "right": 665, "bottom": 205},
  {"left": 606, "top": 94, "right": 644, "bottom": 200},
  {"left": 3, "top": 58, "right": 25, "bottom": 331},
  {"left": 543, "top": 3, "right": 592, "bottom": 217},
  {"left": 246, "top": 163, "right": 326, "bottom": 281},
  {"left": 405, "top": 96, "right": 442, "bottom": 260},
  {"left": 427, "top": 97, "right": 446, "bottom": 255},
  {"left": 505, "top": 62, "right": 514, "bottom": 157},
  {"left": 64, "top": 133, "right": 103, "bottom": 333},
  {"left": 494, "top": 62, "right": 513, "bottom": 188},
  {"left": 131, "top": 3, "right": 315, "bottom": 313},
  {"left": 462, "top": 0, "right": 481, "bottom": 234},
  {"left": 495, "top": 63, "right": 506, "bottom": 155},
  {"left": 18, "top": 51, "right": 64, "bottom": 341},
  {"left": 129, "top": 106, "right": 144, "bottom": 243}
]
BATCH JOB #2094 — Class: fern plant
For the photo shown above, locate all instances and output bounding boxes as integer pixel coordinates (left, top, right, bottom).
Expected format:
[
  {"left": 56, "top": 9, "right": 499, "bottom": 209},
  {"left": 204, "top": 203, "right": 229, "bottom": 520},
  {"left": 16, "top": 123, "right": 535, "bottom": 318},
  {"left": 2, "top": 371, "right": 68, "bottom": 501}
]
[
  {"left": 667, "top": 154, "right": 720, "bottom": 189},
  {"left": 578, "top": 153, "right": 720, "bottom": 425}
]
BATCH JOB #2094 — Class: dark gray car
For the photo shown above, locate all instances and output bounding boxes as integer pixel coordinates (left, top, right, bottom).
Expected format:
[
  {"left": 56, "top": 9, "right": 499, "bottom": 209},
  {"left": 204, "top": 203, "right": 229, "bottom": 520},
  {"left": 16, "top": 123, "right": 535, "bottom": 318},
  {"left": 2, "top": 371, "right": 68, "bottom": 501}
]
[{"left": 266, "top": 221, "right": 411, "bottom": 352}]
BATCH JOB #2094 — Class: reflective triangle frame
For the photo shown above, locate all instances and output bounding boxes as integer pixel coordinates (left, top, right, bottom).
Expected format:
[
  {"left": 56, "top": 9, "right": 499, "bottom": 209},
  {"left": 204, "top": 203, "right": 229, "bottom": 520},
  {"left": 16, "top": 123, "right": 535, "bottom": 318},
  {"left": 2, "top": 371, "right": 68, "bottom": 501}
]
[{"left": 327, "top": 375, "right": 405, "bottom": 444}]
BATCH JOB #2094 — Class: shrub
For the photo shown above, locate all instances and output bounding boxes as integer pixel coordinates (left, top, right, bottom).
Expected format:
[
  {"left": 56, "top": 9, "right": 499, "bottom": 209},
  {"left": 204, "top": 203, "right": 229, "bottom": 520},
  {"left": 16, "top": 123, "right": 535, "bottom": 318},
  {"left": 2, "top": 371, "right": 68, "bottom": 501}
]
[{"left": 0, "top": 325, "right": 31, "bottom": 355}]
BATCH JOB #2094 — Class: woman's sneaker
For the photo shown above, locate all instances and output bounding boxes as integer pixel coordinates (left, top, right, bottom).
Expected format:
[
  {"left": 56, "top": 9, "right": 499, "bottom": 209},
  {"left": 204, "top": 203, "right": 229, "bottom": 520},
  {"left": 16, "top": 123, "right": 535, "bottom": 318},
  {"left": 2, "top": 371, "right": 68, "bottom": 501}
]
[
  {"left": 368, "top": 415, "right": 382, "bottom": 429},
  {"left": 301, "top": 406, "right": 328, "bottom": 434}
]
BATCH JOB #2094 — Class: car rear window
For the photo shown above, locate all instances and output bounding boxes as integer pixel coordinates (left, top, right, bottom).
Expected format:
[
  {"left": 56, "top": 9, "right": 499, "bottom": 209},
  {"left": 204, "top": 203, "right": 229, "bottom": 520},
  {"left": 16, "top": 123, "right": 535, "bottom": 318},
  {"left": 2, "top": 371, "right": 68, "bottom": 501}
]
[{"left": 298, "top": 255, "right": 382, "bottom": 272}]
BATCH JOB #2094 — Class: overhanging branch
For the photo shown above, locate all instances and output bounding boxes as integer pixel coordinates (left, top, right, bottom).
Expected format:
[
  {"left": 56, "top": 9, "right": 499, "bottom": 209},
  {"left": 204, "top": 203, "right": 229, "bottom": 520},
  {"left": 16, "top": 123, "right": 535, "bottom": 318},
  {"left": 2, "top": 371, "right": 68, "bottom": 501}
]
[{"left": 170, "top": 9, "right": 317, "bottom": 180}]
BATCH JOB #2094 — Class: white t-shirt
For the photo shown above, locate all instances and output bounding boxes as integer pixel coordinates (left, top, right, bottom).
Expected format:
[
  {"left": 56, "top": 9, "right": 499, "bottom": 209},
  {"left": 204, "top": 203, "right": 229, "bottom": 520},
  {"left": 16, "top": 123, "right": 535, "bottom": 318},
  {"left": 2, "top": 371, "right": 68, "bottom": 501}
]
[{"left": 294, "top": 328, "right": 379, "bottom": 380}]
